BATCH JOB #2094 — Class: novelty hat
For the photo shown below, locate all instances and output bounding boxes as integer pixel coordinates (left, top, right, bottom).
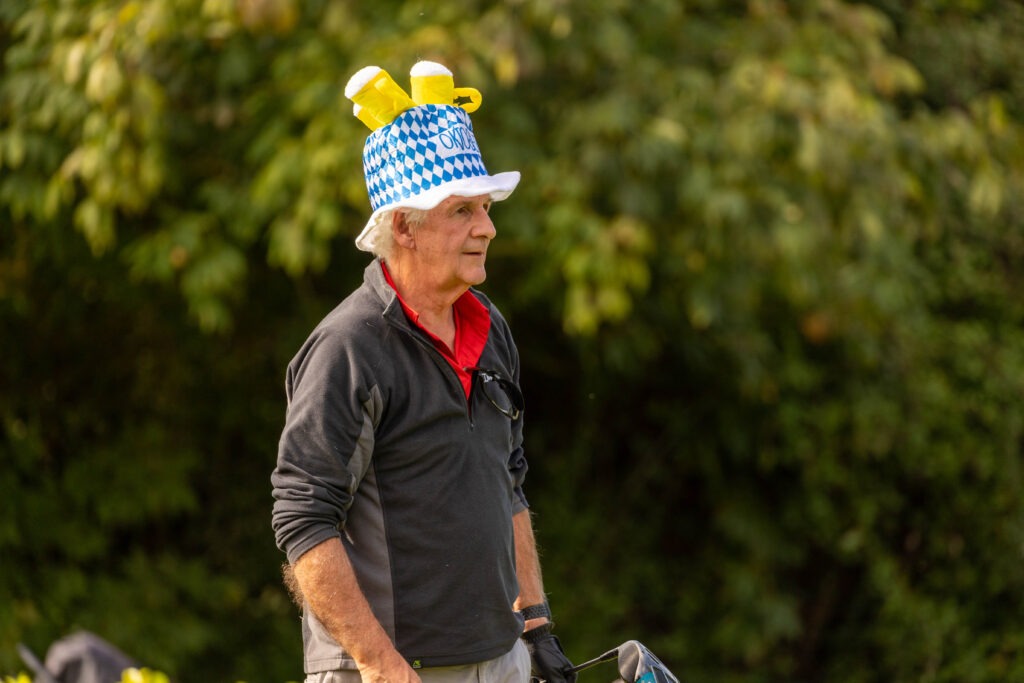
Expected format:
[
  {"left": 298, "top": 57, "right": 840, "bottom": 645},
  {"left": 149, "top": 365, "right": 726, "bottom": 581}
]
[{"left": 345, "top": 61, "right": 520, "bottom": 253}]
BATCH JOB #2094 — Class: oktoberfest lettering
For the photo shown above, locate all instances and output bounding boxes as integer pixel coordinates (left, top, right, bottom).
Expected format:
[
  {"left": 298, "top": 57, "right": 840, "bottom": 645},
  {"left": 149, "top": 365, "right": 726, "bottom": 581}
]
[{"left": 434, "top": 125, "right": 480, "bottom": 158}]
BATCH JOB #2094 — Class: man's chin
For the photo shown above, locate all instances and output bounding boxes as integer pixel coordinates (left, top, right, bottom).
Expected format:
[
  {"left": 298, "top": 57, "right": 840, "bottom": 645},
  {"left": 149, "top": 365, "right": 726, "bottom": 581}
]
[{"left": 467, "top": 267, "right": 487, "bottom": 286}]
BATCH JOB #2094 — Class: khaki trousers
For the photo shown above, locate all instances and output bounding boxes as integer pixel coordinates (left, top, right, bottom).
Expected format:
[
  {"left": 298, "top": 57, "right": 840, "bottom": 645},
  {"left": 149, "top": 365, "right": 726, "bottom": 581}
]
[{"left": 304, "top": 639, "right": 532, "bottom": 683}]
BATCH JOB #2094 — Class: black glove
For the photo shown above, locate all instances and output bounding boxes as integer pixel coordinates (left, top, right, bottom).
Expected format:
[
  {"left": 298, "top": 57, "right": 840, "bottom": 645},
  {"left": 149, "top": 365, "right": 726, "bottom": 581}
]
[{"left": 524, "top": 623, "right": 577, "bottom": 683}]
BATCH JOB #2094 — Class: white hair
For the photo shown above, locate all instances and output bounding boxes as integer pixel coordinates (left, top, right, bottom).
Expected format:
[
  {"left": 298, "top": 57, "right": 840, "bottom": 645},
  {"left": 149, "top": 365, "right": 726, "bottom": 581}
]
[{"left": 372, "top": 207, "right": 429, "bottom": 260}]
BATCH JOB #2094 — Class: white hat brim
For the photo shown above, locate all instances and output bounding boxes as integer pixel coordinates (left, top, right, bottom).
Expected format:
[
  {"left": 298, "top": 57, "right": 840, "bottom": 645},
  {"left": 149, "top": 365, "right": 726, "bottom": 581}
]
[{"left": 354, "top": 171, "right": 521, "bottom": 253}]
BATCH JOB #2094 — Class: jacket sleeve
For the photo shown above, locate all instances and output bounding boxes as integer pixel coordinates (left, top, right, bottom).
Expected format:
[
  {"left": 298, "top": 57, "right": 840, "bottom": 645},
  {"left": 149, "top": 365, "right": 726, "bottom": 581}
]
[{"left": 271, "top": 328, "right": 382, "bottom": 565}]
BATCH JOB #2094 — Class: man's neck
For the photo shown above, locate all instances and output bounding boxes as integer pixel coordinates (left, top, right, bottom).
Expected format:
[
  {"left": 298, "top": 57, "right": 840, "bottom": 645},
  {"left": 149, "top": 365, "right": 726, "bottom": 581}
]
[{"left": 384, "top": 260, "right": 463, "bottom": 348}]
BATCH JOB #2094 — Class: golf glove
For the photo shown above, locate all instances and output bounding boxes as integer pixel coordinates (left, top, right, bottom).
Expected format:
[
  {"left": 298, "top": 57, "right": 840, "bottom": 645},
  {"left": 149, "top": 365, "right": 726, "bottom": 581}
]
[{"left": 524, "top": 624, "right": 577, "bottom": 683}]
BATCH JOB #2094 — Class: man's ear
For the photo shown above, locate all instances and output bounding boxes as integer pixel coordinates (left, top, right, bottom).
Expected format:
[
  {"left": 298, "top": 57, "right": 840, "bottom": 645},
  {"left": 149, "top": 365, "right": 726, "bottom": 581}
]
[{"left": 393, "top": 211, "right": 415, "bottom": 249}]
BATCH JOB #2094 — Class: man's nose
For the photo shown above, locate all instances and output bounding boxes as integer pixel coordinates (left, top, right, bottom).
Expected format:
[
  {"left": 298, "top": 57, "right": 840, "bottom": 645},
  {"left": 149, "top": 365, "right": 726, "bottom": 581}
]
[{"left": 473, "top": 209, "right": 497, "bottom": 240}]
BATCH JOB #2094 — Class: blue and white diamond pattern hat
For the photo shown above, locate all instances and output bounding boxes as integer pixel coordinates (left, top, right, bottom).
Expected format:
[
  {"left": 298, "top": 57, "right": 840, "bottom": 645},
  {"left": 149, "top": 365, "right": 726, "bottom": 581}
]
[{"left": 345, "top": 61, "right": 520, "bottom": 253}]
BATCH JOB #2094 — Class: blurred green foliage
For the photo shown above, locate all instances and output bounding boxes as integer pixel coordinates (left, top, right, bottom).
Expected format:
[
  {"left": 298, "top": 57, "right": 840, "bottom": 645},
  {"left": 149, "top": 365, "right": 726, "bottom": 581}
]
[{"left": 2, "top": 0, "right": 1023, "bottom": 681}]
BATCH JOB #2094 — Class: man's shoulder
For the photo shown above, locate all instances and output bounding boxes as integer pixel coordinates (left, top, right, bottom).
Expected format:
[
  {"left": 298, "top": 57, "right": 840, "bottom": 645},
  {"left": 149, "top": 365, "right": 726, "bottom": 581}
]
[
  {"left": 287, "top": 281, "right": 388, "bottom": 368},
  {"left": 319, "top": 282, "right": 383, "bottom": 330}
]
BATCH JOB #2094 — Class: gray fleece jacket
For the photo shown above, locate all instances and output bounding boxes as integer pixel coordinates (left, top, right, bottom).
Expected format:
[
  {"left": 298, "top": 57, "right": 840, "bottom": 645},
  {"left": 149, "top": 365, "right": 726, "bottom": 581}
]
[{"left": 271, "top": 260, "right": 529, "bottom": 673}]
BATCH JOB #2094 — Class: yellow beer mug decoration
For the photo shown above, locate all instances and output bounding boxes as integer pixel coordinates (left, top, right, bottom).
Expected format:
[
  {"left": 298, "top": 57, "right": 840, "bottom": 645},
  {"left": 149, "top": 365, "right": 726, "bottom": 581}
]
[
  {"left": 344, "top": 66, "right": 417, "bottom": 130},
  {"left": 410, "top": 61, "right": 482, "bottom": 113},
  {"left": 345, "top": 61, "right": 483, "bottom": 131}
]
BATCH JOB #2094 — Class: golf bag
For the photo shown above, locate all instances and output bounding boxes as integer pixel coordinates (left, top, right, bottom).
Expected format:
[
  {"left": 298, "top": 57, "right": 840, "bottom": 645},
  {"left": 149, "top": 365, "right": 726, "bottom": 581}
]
[
  {"left": 569, "top": 639, "right": 680, "bottom": 683},
  {"left": 17, "top": 631, "right": 137, "bottom": 683}
]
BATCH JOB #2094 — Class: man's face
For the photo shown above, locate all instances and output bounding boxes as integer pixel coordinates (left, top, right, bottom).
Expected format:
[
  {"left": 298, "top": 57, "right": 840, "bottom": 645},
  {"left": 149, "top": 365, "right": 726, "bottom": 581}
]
[{"left": 410, "top": 193, "right": 496, "bottom": 294}]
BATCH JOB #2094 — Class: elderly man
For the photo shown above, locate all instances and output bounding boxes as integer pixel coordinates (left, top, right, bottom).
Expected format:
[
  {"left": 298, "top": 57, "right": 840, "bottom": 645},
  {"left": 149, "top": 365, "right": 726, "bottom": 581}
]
[{"left": 271, "top": 62, "right": 576, "bottom": 683}]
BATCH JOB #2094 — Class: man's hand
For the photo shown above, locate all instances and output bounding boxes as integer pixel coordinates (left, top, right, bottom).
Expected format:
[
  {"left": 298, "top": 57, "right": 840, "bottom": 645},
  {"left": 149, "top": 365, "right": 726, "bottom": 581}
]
[
  {"left": 358, "top": 650, "right": 422, "bottom": 683},
  {"left": 524, "top": 624, "right": 577, "bottom": 683},
  {"left": 294, "top": 539, "right": 421, "bottom": 683}
]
